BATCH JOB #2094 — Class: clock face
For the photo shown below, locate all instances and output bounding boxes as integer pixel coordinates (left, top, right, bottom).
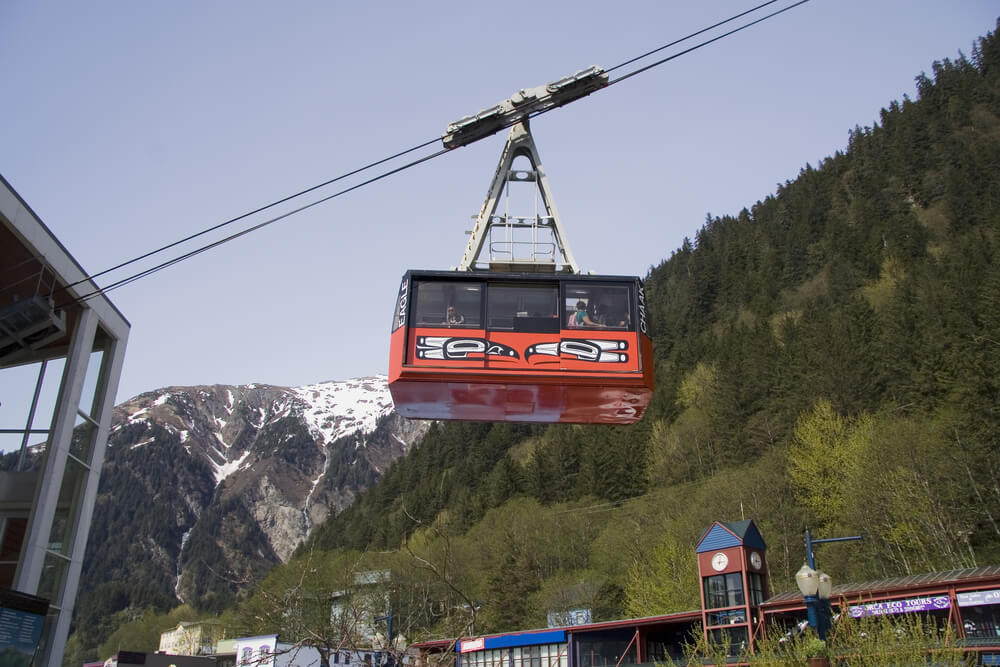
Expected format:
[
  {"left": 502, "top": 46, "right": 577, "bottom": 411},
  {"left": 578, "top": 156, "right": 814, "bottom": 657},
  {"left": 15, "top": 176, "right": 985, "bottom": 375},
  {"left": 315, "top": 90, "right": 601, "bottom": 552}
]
[
  {"left": 750, "top": 551, "right": 762, "bottom": 570},
  {"left": 711, "top": 552, "right": 728, "bottom": 571}
]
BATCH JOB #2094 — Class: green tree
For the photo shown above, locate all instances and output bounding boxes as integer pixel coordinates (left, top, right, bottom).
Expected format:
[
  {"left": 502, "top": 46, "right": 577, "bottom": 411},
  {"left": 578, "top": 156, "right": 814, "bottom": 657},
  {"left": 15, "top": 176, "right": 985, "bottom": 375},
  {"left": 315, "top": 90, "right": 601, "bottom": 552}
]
[
  {"left": 787, "top": 400, "right": 868, "bottom": 523},
  {"left": 623, "top": 534, "right": 699, "bottom": 617},
  {"left": 483, "top": 532, "right": 541, "bottom": 632}
]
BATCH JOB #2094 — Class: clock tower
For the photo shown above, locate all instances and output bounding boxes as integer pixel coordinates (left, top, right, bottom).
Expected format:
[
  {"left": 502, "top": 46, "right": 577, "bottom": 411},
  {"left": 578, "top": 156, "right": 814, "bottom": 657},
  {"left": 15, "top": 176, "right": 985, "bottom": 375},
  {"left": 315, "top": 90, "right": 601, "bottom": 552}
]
[{"left": 695, "top": 520, "right": 769, "bottom": 657}]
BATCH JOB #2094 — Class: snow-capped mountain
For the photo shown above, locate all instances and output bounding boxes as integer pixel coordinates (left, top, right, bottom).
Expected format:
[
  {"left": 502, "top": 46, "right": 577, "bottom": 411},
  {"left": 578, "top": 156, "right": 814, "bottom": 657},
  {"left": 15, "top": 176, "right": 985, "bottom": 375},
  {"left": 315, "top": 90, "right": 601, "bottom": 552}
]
[{"left": 79, "top": 375, "right": 429, "bottom": 613}]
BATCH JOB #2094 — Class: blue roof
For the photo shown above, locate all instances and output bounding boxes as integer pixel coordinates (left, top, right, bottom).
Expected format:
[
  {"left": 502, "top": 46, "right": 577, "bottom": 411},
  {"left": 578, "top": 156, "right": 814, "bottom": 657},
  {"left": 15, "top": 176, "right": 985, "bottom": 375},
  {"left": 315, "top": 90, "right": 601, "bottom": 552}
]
[
  {"left": 485, "top": 630, "right": 565, "bottom": 650},
  {"left": 696, "top": 520, "right": 766, "bottom": 553}
]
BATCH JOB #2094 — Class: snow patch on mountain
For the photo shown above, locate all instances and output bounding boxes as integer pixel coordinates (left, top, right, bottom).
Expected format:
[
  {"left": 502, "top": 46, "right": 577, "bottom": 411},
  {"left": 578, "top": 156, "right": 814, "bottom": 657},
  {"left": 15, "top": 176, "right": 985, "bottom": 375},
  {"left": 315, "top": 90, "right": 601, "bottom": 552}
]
[
  {"left": 292, "top": 375, "right": 392, "bottom": 443},
  {"left": 214, "top": 448, "right": 251, "bottom": 484}
]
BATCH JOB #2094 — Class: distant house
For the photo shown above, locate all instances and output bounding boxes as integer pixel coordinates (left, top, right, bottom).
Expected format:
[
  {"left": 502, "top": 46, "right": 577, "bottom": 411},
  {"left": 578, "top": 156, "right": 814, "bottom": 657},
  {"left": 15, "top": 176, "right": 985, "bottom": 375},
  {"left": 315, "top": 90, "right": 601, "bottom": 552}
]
[
  {"left": 107, "top": 651, "right": 214, "bottom": 667},
  {"left": 214, "top": 638, "right": 239, "bottom": 667},
  {"left": 234, "top": 634, "right": 409, "bottom": 667},
  {"left": 158, "top": 620, "right": 227, "bottom": 656},
  {"left": 330, "top": 570, "right": 396, "bottom": 647},
  {"left": 236, "top": 635, "right": 318, "bottom": 667}
]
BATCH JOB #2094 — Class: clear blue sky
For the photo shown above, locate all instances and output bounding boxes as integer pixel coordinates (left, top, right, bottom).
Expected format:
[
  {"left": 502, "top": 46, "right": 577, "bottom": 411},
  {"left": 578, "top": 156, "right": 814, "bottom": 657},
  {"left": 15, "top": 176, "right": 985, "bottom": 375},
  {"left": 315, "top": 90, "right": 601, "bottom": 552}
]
[{"left": 1, "top": 1, "right": 997, "bottom": 417}]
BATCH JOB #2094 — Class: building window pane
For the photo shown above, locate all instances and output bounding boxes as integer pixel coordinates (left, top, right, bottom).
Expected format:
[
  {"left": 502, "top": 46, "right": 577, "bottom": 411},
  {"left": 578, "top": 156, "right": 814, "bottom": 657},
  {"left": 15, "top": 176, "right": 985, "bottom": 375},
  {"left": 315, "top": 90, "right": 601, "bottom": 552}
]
[
  {"left": 37, "top": 551, "right": 70, "bottom": 605},
  {"left": 0, "top": 359, "right": 64, "bottom": 448},
  {"left": 48, "top": 457, "right": 88, "bottom": 557},
  {"left": 707, "top": 609, "right": 747, "bottom": 626},
  {"left": 69, "top": 419, "right": 97, "bottom": 467},
  {"left": 963, "top": 604, "right": 1000, "bottom": 641},
  {"left": 704, "top": 575, "right": 727, "bottom": 609},
  {"left": 708, "top": 626, "right": 748, "bottom": 659},
  {"left": 576, "top": 637, "right": 638, "bottom": 667},
  {"left": 0, "top": 516, "right": 27, "bottom": 561},
  {"left": 79, "top": 349, "right": 105, "bottom": 420},
  {"left": 0, "top": 516, "right": 27, "bottom": 589},
  {"left": 749, "top": 572, "right": 764, "bottom": 607},
  {"left": 726, "top": 572, "right": 745, "bottom": 606},
  {"left": 703, "top": 573, "right": 745, "bottom": 610}
]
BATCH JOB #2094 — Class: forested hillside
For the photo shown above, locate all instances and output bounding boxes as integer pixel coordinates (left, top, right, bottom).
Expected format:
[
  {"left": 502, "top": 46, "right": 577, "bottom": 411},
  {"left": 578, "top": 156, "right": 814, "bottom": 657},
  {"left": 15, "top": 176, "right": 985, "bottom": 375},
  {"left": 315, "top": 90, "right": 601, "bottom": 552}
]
[{"left": 97, "top": 22, "right": 1000, "bottom": 658}]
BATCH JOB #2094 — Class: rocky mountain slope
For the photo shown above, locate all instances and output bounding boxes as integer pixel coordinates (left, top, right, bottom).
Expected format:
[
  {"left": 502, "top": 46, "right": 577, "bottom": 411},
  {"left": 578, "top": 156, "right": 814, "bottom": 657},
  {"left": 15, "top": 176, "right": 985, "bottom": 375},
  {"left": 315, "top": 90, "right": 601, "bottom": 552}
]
[{"left": 79, "top": 376, "right": 429, "bottom": 615}]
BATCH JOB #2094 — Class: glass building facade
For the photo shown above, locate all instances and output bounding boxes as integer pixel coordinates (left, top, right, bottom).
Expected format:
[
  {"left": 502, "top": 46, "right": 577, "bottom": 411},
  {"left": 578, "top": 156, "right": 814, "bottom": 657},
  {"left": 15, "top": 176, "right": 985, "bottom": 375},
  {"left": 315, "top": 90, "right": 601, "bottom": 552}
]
[{"left": 1, "top": 176, "right": 130, "bottom": 667}]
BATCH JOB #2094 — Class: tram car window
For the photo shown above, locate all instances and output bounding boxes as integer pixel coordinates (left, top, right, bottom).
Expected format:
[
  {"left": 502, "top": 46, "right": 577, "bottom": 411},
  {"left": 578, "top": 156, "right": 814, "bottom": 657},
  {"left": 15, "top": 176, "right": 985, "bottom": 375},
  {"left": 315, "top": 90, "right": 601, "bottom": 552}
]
[
  {"left": 414, "top": 281, "right": 482, "bottom": 327},
  {"left": 564, "top": 282, "right": 632, "bottom": 329},
  {"left": 488, "top": 283, "right": 560, "bottom": 333}
]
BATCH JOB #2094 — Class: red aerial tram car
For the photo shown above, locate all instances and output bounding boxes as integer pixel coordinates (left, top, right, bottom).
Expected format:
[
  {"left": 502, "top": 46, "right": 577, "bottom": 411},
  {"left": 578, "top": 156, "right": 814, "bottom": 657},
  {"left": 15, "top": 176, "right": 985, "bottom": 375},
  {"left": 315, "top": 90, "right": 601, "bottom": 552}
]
[
  {"left": 388, "top": 269, "right": 653, "bottom": 424},
  {"left": 388, "top": 66, "right": 654, "bottom": 424}
]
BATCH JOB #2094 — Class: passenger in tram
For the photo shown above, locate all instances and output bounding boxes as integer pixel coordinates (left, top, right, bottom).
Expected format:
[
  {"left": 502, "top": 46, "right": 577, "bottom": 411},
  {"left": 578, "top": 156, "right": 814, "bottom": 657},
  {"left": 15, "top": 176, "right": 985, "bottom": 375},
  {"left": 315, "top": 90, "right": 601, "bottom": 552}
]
[
  {"left": 587, "top": 293, "right": 604, "bottom": 324},
  {"left": 446, "top": 305, "right": 465, "bottom": 325},
  {"left": 592, "top": 290, "right": 628, "bottom": 328},
  {"left": 604, "top": 301, "right": 629, "bottom": 328},
  {"left": 570, "top": 300, "right": 602, "bottom": 327}
]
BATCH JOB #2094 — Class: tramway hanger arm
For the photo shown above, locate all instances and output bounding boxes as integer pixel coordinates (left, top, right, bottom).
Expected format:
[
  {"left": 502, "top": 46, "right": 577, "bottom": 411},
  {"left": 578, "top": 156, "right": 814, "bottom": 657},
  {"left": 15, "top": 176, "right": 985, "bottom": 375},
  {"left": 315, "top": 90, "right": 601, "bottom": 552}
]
[{"left": 441, "top": 66, "right": 608, "bottom": 150}]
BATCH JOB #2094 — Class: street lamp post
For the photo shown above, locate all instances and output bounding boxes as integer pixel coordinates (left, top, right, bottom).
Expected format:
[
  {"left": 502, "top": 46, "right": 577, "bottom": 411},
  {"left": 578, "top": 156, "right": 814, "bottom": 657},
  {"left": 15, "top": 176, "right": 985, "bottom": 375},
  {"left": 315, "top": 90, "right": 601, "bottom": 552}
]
[
  {"left": 795, "top": 562, "right": 833, "bottom": 640},
  {"left": 794, "top": 529, "right": 862, "bottom": 640},
  {"left": 374, "top": 613, "right": 394, "bottom": 650}
]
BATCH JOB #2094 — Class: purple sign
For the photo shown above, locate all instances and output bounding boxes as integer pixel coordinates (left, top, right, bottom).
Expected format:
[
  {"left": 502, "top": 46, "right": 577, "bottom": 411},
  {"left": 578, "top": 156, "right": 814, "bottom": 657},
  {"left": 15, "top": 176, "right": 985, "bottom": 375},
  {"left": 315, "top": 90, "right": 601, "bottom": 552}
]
[
  {"left": 849, "top": 595, "right": 951, "bottom": 618},
  {"left": 957, "top": 589, "right": 1000, "bottom": 607}
]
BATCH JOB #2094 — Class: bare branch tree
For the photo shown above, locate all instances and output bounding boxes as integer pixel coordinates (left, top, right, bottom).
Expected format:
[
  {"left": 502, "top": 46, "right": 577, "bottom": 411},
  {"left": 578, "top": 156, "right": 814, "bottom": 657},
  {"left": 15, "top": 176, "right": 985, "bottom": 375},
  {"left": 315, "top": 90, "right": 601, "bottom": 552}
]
[{"left": 400, "top": 504, "right": 476, "bottom": 663}]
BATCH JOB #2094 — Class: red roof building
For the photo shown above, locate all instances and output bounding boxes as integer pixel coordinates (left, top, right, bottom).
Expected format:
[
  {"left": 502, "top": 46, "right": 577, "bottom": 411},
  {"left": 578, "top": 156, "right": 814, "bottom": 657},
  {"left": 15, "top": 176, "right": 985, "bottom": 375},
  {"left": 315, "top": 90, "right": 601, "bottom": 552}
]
[{"left": 413, "top": 520, "right": 1000, "bottom": 666}]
